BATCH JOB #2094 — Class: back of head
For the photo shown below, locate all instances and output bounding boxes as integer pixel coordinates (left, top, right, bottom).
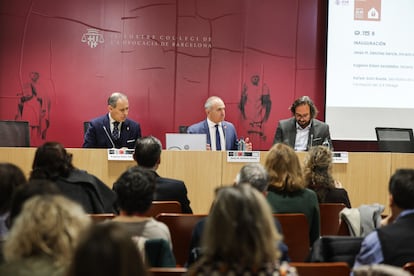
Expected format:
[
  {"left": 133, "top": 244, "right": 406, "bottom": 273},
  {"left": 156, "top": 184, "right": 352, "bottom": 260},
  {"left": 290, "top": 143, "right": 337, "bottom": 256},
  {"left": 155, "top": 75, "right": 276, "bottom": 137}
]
[
  {"left": 290, "top": 95, "right": 318, "bottom": 119},
  {"left": 265, "top": 143, "right": 305, "bottom": 192},
  {"left": 67, "top": 222, "right": 148, "bottom": 276},
  {"left": 235, "top": 163, "right": 269, "bottom": 192},
  {"left": 4, "top": 195, "right": 90, "bottom": 265},
  {"left": 133, "top": 136, "right": 162, "bottom": 168},
  {"left": 113, "top": 166, "right": 156, "bottom": 215},
  {"left": 389, "top": 169, "right": 414, "bottom": 210},
  {"left": 0, "top": 163, "right": 27, "bottom": 214},
  {"left": 8, "top": 179, "right": 61, "bottom": 227},
  {"left": 199, "top": 185, "right": 280, "bottom": 269},
  {"left": 31, "top": 142, "right": 74, "bottom": 180},
  {"left": 303, "top": 145, "right": 335, "bottom": 191}
]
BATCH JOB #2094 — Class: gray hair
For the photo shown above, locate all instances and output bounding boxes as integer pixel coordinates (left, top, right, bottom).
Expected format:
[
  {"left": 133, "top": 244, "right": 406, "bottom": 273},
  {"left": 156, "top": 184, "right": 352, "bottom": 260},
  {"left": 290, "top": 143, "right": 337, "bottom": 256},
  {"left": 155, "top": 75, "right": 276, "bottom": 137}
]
[
  {"left": 204, "top": 96, "right": 222, "bottom": 110},
  {"left": 235, "top": 163, "right": 269, "bottom": 192},
  {"left": 108, "top": 92, "right": 127, "bottom": 107}
]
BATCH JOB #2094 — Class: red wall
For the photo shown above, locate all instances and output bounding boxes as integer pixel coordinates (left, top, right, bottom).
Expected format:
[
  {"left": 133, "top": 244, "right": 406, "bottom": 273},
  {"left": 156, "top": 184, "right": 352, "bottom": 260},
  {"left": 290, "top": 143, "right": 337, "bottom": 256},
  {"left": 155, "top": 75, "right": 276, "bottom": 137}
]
[{"left": 0, "top": 0, "right": 327, "bottom": 150}]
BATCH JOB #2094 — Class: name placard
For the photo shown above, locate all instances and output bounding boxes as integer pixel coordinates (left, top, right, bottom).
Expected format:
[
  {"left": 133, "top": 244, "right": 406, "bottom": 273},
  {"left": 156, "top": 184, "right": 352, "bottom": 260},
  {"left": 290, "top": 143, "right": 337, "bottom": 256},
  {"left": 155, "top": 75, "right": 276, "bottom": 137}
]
[
  {"left": 107, "top": 149, "right": 134, "bottom": 161},
  {"left": 332, "top": 151, "right": 349, "bottom": 163},
  {"left": 227, "top": 151, "right": 261, "bottom": 163}
]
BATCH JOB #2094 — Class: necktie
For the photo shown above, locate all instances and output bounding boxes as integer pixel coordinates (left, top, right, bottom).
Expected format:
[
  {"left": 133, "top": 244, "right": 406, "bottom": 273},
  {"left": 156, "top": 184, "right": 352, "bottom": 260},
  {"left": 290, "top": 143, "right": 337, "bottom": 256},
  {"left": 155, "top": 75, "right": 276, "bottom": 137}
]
[
  {"left": 112, "top": 121, "right": 120, "bottom": 140},
  {"left": 215, "top": 124, "right": 221, "bottom": 151}
]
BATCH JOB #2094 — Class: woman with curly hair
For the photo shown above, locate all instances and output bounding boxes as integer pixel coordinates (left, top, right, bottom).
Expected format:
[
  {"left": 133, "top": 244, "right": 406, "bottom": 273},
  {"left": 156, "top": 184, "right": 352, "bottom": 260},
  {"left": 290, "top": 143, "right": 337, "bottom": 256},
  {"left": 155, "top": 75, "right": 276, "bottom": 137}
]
[
  {"left": 303, "top": 145, "right": 351, "bottom": 208},
  {"left": 0, "top": 195, "right": 91, "bottom": 276}
]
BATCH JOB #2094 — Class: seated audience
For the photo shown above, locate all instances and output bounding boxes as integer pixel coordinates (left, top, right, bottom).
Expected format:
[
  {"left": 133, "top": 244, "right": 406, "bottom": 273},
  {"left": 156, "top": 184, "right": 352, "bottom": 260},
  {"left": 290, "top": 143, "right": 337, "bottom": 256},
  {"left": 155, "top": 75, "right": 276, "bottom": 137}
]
[
  {"left": 187, "top": 185, "right": 297, "bottom": 275},
  {"left": 188, "top": 163, "right": 289, "bottom": 265},
  {"left": 354, "top": 169, "right": 414, "bottom": 268},
  {"left": 133, "top": 136, "right": 192, "bottom": 213},
  {"left": 0, "top": 195, "right": 91, "bottom": 276},
  {"left": 112, "top": 166, "right": 174, "bottom": 260},
  {"left": 265, "top": 143, "right": 320, "bottom": 245},
  {"left": 0, "top": 163, "right": 27, "bottom": 241},
  {"left": 303, "top": 145, "right": 351, "bottom": 208},
  {"left": 30, "top": 142, "right": 116, "bottom": 213},
  {"left": 7, "top": 179, "right": 61, "bottom": 229},
  {"left": 67, "top": 222, "right": 149, "bottom": 276}
]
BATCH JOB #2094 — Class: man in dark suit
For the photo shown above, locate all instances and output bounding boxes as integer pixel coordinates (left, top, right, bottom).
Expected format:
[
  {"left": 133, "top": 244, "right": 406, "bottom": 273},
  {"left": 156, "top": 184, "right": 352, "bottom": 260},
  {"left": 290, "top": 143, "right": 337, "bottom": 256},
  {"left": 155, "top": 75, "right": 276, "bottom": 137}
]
[
  {"left": 273, "top": 95, "right": 333, "bottom": 151},
  {"left": 133, "top": 135, "right": 193, "bottom": 213},
  {"left": 83, "top": 92, "right": 141, "bottom": 148},
  {"left": 187, "top": 96, "right": 252, "bottom": 151},
  {"left": 354, "top": 169, "right": 414, "bottom": 268}
]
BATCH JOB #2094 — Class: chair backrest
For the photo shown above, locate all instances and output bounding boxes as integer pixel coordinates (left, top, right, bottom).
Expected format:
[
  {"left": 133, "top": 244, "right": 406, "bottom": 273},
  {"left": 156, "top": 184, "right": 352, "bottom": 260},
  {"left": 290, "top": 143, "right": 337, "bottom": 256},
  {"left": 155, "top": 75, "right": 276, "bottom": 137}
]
[
  {"left": 143, "top": 201, "right": 182, "bottom": 217},
  {"left": 308, "top": 235, "right": 363, "bottom": 267},
  {"left": 403, "top": 262, "right": 414, "bottom": 275},
  {"left": 274, "top": 213, "right": 310, "bottom": 262},
  {"left": 88, "top": 213, "right": 116, "bottom": 223},
  {"left": 290, "top": 262, "right": 350, "bottom": 276},
  {"left": 0, "top": 120, "right": 30, "bottom": 147},
  {"left": 319, "top": 203, "right": 347, "bottom": 236},
  {"left": 155, "top": 213, "right": 207, "bottom": 267},
  {"left": 375, "top": 127, "right": 414, "bottom": 153},
  {"left": 149, "top": 267, "right": 187, "bottom": 276}
]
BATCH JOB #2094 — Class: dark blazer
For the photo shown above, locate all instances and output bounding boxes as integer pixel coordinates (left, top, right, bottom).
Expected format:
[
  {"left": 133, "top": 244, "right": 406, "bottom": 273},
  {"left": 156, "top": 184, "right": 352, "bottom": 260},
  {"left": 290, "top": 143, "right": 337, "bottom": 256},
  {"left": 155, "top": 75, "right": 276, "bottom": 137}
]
[
  {"left": 187, "top": 119, "right": 238, "bottom": 150},
  {"left": 83, "top": 114, "right": 141, "bottom": 148},
  {"left": 323, "top": 188, "right": 352, "bottom": 208},
  {"left": 55, "top": 169, "right": 116, "bottom": 213},
  {"left": 153, "top": 172, "right": 193, "bottom": 214},
  {"left": 273, "top": 117, "right": 333, "bottom": 150}
]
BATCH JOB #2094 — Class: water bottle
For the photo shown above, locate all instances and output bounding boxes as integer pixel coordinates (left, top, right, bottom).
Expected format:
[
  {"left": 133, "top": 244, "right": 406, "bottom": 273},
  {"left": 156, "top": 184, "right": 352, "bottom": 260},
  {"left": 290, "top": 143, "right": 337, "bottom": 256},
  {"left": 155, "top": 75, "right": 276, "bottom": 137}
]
[{"left": 238, "top": 138, "right": 245, "bottom": 151}]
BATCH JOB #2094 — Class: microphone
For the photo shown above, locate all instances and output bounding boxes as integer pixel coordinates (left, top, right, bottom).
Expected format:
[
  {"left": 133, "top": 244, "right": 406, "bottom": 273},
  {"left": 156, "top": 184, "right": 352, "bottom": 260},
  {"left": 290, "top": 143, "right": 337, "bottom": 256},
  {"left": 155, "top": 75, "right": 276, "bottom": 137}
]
[
  {"left": 310, "top": 134, "right": 314, "bottom": 148},
  {"left": 103, "top": 126, "right": 116, "bottom": 148}
]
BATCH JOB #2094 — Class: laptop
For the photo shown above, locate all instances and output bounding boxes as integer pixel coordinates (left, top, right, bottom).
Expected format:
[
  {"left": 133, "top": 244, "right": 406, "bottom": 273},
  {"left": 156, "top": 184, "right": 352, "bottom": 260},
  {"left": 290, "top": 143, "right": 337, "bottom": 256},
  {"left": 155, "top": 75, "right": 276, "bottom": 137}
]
[{"left": 165, "top": 133, "right": 206, "bottom": 151}]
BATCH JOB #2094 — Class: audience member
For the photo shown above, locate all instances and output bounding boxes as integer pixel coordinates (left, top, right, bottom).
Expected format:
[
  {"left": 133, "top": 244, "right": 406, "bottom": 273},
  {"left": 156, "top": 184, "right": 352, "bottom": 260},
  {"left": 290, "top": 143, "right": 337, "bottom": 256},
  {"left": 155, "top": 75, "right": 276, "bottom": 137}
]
[
  {"left": 273, "top": 95, "right": 333, "bottom": 151},
  {"left": 0, "top": 195, "right": 91, "bottom": 276},
  {"left": 0, "top": 163, "right": 26, "bottom": 241},
  {"left": 187, "top": 185, "right": 297, "bottom": 275},
  {"left": 67, "top": 222, "right": 149, "bottom": 276},
  {"left": 303, "top": 145, "right": 351, "bottom": 208},
  {"left": 7, "top": 179, "right": 61, "bottom": 229},
  {"left": 112, "top": 166, "right": 173, "bottom": 248},
  {"left": 188, "top": 163, "right": 289, "bottom": 265},
  {"left": 133, "top": 136, "right": 193, "bottom": 213},
  {"left": 30, "top": 142, "right": 116, "bottom": 213},
  {"left": 265, "top": 143, "right": 320, "bottom": 245},
  {"left": 83, "top": 92, "right": 142, "bottom": 148},
  {"left": 354, "top": 169, "right": 414, "bottom": 268},
  {"left": 187, "top": 96, "right": 252, "bottom": 151}
]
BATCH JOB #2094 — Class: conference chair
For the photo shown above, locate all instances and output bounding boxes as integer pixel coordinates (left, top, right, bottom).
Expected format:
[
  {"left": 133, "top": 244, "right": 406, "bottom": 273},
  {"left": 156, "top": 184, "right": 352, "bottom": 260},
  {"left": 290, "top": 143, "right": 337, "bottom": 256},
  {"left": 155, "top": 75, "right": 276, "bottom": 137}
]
[
  {"left": 290, "top": 262, "right": 350, "bottom": 276},
  {"left": 149, "top": 267, "right": 187, "bottom": 276},
  {"left": 308, "top": 235, "right": 363, "bottom": 267},
  {"left": 274, "top": 213, "right": 310, "bottom": 262},
  {"left": 143, "top": 201, "right": 182, "bottom": 217},
  {"left": 88, "top": 213, "right": 116, "bottom": 223},
  {"left": 319, "top": 203, "right": 347, "bottom": 236},
  {"left": 0, "top": 120, "right": 30, "bottom": 147},
  {"left": 155, "top": 213, "right": 207, "bottom": 267}
]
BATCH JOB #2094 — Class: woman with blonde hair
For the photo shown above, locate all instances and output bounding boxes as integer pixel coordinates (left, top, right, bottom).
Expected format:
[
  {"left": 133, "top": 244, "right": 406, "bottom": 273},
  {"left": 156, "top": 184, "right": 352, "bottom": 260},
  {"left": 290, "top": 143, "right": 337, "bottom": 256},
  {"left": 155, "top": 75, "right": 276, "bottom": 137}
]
[
  {"left": 265, "top": 143, "right": 320, "bottom": 245},
  {"left": 303, "top": 145, "right": 351, "bottom": 208},
  {"left": 187, "top": 184, "right": 296, "bottom": 275},
  {"left": 0, "top": 195, "right": 91, "bottom": 276}
]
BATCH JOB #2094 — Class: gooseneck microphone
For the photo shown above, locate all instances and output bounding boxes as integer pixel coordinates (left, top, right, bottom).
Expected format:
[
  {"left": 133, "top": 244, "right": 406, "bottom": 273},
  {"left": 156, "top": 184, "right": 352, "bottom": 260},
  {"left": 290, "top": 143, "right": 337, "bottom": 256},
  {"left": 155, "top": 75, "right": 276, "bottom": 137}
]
[{"left": 103, "top": 125, "right": 116, "bottom": 148}]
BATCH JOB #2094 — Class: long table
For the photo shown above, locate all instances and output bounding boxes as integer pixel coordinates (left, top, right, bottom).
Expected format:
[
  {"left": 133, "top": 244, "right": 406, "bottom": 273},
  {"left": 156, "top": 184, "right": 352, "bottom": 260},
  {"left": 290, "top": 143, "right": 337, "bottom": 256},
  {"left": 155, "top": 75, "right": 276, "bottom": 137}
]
[{"left": 1, "top": 148, "right": 413, "bottom": 214}]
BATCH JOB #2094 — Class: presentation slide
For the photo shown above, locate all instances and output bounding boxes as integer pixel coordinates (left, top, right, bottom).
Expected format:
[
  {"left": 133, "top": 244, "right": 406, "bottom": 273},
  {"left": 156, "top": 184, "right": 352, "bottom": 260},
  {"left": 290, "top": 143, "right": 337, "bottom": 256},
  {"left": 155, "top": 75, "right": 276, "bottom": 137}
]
[{"left": 325, "top": 0, "right": 414, "bottom": 140}]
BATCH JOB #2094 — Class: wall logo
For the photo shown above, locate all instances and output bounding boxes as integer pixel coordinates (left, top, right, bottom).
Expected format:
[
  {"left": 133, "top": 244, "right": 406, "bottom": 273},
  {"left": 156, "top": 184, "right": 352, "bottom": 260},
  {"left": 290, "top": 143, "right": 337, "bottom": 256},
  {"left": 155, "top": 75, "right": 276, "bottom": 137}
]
[{"left": 81, "top": 28, "right": 104, "bottom": 48}]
